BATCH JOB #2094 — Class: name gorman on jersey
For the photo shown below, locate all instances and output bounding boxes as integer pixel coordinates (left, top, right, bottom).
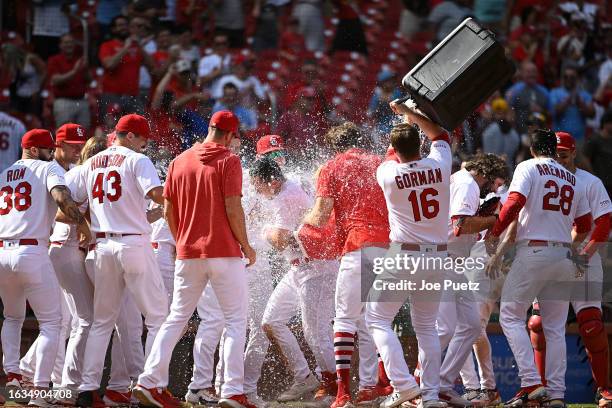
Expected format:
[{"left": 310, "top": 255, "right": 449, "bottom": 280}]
[
  {"left": 90, "top": 154, "right": 126, "bottom": 170},
  {"left": 395, "top": 168, "right": 443, "bottom": 189},
  {"left": 536, "top": 163, "right": 576, "bottom": 186}
]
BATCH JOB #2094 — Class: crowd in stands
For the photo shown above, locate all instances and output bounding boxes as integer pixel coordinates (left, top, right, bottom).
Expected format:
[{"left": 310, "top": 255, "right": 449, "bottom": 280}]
[{"left": 0, "top": 0, "right": 611, "bottom": 195}]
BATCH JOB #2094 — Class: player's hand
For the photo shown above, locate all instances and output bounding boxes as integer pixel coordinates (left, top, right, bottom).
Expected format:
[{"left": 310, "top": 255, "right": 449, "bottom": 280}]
[
  {"left": 242, "top": 244, "right": 256, "bottom": 267},
  {"left": 485, "top": 254, "right": 502, "bottom": 279},
  {"left": 567, "top": 250, "right": 588, "bottom": 278},
  {"left": 77, "top": 222, "right": 91, "bottom": 247},
  {"left": 484, "top": 234, "right": 500, "bottom": 256},
  {"left": 389, "top": 100, "right": 412, "bottom": 116}
]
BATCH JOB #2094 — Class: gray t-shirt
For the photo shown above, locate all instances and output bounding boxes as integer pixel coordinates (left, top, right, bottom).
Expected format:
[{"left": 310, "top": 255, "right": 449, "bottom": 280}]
[
  {"left": 215, "top": 0, "right": 245, "bottom": 30},
  {"left": 428, "top": 1, "right": 473, "bottom": 41}
]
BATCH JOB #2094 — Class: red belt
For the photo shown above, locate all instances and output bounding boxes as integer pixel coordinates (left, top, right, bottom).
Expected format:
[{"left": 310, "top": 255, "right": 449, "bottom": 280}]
[
  {"left": 89, "top": 244, "right": 96, "bottom": 251},
  {"left": 50, "top": 241, "right": 64, "bottom": 246},
  {"left": 95, "top": 232, "right": 141, "bottom": 239},
  {"left": 401, "top": 243, "right": 447, "bottom": 252},
  {"left": 527, "top": 240, "right": 571, "bottom": 248},
  {"left": 0, "top": 239, "right": 38, "bottom": 247},
  {"left": 151, "top": 242, "right": 159, "bottom": 249}
]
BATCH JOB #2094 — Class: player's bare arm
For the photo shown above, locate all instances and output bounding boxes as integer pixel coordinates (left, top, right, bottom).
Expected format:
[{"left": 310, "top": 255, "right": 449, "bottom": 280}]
[
  {"left": 389, "top": 100, "right": 447, "bottom": 141},
  {"left": 225, "top": 195, "right": 256, "bottom": 266},
  {"left": 163, "top": 198, "right": 178, "bottom": 240},
  {"left": 147, "top": 205, "right": 163, "bottom": 223},
  {"left": 50, "top": 185, "right": 91, "bottom": 245},
  {"left": 146, "top": 186, "right": 165, "bottom": 206},
  {"left": 303, "top": 196, "right": 333, "bottom": 227},
  {"left": 486, "top": 220, "right": 517, "bottom": 279},
  {"left": 453, "top": 215, "right": 498, "bottom": 235},
  {"left": 264, "top": 227, "right": 297, "bottom": 251}
]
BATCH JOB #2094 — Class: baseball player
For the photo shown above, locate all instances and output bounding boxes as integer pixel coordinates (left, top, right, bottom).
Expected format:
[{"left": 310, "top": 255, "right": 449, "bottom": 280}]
[
  {"left": 18, "top": 123, "right": 89, "bottom": 397},
  {"left": 302, "top": 122, "right": 392, "bottom": 408},
  {"left": 134, "top": 111, "right": 257, "bottom": 408},
  {"left": 250, "top": 158, "right": 337, "bottom": 403},
  {"left": 485, "top": 129, "right": 592, "bottom": 407},
  {"left": 65, "top": 114, "right": 169, "bottom": 407},
  {"left": 434, "top": 154, "right": 508, "bottom": 407},
  {"left": 0, "top": 129, "right": 89, "bottom": 407},
  {"left": 526, "top": 131, "right": 612, "bottom": 407},
  {"left": 365, "top": 101, "right": 452, "bottom": 408},
  {"left": 0, "top": 111, "right": 27, "bottom": 173},
  {"left": 151, "top": 211, "right": 176, "bottom": 304}
]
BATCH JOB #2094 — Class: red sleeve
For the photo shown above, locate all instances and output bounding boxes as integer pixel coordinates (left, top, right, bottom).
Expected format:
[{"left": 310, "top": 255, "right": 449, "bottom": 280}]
[
  {"left": 491, "top": 192, "right": 527, "bottom": 236},
  {"left": 316, "top": 162, "right": 334, "bottom": 198},
  {"left": 432, "top": 133, "right": 451, "bottom": 144},
  {"left": 98, "top": 41, "right": 114, "bottom": 62},
  {"left": 451, "top": 215, "right": 467, "bottom": 237},
  {"left": 46, "top": 55, "right": 59, "bottom": 77},
  {"left": 222, "top": 155, "right": 243, "bottom": 197},
  {"left": 162, "top": 163, "right": 173, "bottom": 199},
  {"left": 385, "top": 147, "right": 400, "bottom": 162},
  {"left": 574, "top": 212, "right": 593, "bottom": 234},
  {"left": 581, "top": 213, "right": 611, "bottom": 257}
]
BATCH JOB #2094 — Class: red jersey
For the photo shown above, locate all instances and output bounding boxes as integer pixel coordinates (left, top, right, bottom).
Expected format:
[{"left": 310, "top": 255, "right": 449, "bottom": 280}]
[
  {"left": 98, "top": 39, "right": 143, "bottom": 96},
  {"left": 47, "top": 53, "right": 88, "bottom": 98},
  {"left": 316, "top": 148, "right": 390, "bottom": 255},
  {"left": 164, "top": 142, "right": 243, "bottom": 259}
]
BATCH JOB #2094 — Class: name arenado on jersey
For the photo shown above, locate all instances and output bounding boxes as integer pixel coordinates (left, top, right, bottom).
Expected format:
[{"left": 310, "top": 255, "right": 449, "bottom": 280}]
[{"left": 535, "top": 163, "right": 576, "bottom": 186}]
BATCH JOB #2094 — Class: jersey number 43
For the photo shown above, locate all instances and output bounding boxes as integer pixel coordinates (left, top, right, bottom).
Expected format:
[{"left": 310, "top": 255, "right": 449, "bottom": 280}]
[{"left": 92, "top": 171, "right": 122, "bottom": 203}]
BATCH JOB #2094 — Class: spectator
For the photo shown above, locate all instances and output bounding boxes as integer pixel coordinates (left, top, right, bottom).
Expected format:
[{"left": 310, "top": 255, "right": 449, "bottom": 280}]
[
  {"left": 198, "top": 34, "right": 232, "bottom": 92},
  {"left": 473, "top": 0, "right": 507, "bottom": 34},
  {"left": 481, "top": 98, "right": 520, "bottom": 168},
  {"left": 331, "top": 0, "right": 368, "bottom": 55},
  {"left": 276, "top": 86, "right": 328, "bottom": 152},
  {"left": 557, "top": 14, "right": 588, "bottom": 69},
  {"left": 598, "top": 39, "right": 612, "bottom": 89},
  {"left": 47, "top": 33, "right": 91, "bottom": 129},
  {"left": 132, "top": 16, "right": 156, "bottom": 105},
  {"left": 151, "top": 27, "right": 175, "bottom": 79},
  {"left": 428, "top": 0, "right": 474, "bottom": 43},
  {"left": 152, "top": 60, "right": 202, "bottom": 112},
  {"left": 283, "top": 59, "right": 328, "bottom": 111},
  {"left": 1, "top": 43, "right": 46, "bottom": 116},
  {"left": 506, "top": 61, "right": 550, "bottom": 133},
  {"left": 594, "top": 72, "right": 612, "bottom": 110},
  {"left": 96, "top": 0, "right": 129, "bottom": 39},
  {"left": 177, "top": 97, "right": 216, "bottom": 149},
  {"left": 278, "top": 17, "right": 307, "bottom": 61},
  {"left": 212, "top": 54, "right": 267, "bottom": 111},
  {"left": 31, "top": 0, "right": 70, "bottom": 59},
  {"left": 129, "top": 0, "right": 168, "bottom": 24},
  {"left": 98, "top": 15, "right": 154, "bottom": 115},
  {"left": 399, "top": 0, "right": 429, "bottom": 39},
  {"left": 213, "top": 82, "right": 257, "bottom": 131},
  {"left": 213, "top": 0, "right": 246, "bottom": 48},
  {"left": 176, "top": 27, "right": 201, "bottom": 69},
  {"left": 94, "top": 103, "right": 123, "bottom": 138},
  {"left": 252, "top": 0, "right": 291, "bottom": 52},
  {"left": 583, "top": 110, "right": 612, "bottom": 198},
  {"left": 292, "top": 0, "right": 325, "bottom": 52},
  {"left": 368, "top": 71, "right": 402, "bottom": 135},
  {"left": 550, "top": 64, "right": 595, "bottom": 142}
]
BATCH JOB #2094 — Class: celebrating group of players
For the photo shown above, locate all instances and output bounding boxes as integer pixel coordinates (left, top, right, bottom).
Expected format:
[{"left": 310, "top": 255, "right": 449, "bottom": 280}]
[{"left": 0, "top": 99, "right": 610, "bottom": 408}]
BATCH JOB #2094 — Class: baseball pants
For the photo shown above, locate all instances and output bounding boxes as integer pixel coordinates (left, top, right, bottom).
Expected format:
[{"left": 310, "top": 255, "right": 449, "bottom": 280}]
[
  {"left": 79, "top": 235, "right": 168, "bottom": 391},
  {"left": 190, "top": 265, "right": 274, "bottom": 395},
  {"left": 0, "top": 243, "right": 62, "bottom": 387},
  {"left": 336, "top": 248, "right": 389, "bottom": 389},
  {"left": 571, "top": 252, "right": 603, "bottom": 313},
  {"left": 153, "top": 242, "right": 176, "bottom": 306},
  {"left": 365, "top": 246, "right": 445, "bottom": 401},
  {"left": 436, "top": 270, "right": 481, "bottom": 391},
  {"left": 138, "top": 257, "right": 248, "bottom": 398},
  {"left": 459, "top": 241, "right": 504, "bottom": 391},
  {"left": 500, "top": 242, "right": 574, "bottom": 400},
  {"left": 262, "top": 260, "right": 337, "bottom": 379}
]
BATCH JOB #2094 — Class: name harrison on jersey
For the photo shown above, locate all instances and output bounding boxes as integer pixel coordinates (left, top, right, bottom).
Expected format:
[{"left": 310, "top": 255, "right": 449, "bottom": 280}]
[
  {"left": 536, "top": 163, "right": 576, "bottom": 186},
  {"left": 6, "top": 167, "right": 26, "bottom": 182},
  {"left": 395, "top": 168, "right": 443, "bottom": 190},
  {"left": 90, "top": 154, "right": 126, "bottom": 170}
]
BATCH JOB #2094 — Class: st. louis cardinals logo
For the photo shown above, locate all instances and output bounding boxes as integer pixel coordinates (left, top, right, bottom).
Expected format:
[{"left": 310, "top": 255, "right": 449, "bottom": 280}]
[
  {"left": 77, "top": 127, "right": 84, "bottom": 139},
  {"left": 269, "top": 136, "right": 280, "bottom": 146}
]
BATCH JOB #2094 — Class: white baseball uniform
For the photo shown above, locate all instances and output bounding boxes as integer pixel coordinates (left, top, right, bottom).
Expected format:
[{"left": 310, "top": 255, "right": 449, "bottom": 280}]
[
  {"left": 436, "top": 169, "right": 481, "bottom": 391},
  {"left": 366, "top": 138, "right": 452, "bottom": 401},
  {"left": 499, "top": 157, "right": 590, "bottom": 400},
  {"left": 570, "top": 168, "right": 611, "bottom": 312},
  {"left": 0, "top": 159, "right": 64, "bottom": 387},
  {"left": 151, "top": 216, "right": 176, "bottom": 304},
  {"left": 68, "top": 145, "right": 168, "bottom": 391},
  {"left": 261, "top": 179, "right": 337, "bottom": 382},
  {"left": 0, "top": 112, "right": 27, "bottom": 173}
]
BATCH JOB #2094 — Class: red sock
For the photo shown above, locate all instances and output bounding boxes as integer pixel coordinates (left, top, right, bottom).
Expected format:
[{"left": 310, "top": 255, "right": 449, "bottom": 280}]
[
  {"left": 334, "top": 332, "right": 355, "bottom": 397},
  {"left": 377, "top": 353, "right": 390, "bottom": 387}
]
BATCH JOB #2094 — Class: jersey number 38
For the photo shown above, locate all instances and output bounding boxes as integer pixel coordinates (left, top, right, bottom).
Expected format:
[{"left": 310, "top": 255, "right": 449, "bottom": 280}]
[{"left": 0, "top": 182, "right": 33, "bottom": 215}]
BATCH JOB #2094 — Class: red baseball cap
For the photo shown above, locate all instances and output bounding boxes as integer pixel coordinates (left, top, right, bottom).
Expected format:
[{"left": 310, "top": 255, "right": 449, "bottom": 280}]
[
  {"left": 257, "top": 135, "right": 285, "bottom": 155},
  {"left": 210, "top": 110, "right": 239, "bottom": 133},
  {"left": 21, "top": 129, "right": 55, "bottom": 149},
  {"left": 56, "top": 123, "right": 87, "bottom": 145},
  {"left": 555, "top": 131, "right": 575, "bottom": 151},
  {"left": 115, "top": 114, "right": 151, "bottom": 139}
]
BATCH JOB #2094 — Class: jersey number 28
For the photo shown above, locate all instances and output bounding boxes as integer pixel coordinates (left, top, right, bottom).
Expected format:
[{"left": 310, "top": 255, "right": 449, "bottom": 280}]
[
  {"left": 92, "top": 171, "right": 122, "bottom": 203},
  {"left": 542, "top": 180, "right": 573, "bottom": 215},
  {"left": 0, "top": 182, "right": 32, "bottom": 215}
]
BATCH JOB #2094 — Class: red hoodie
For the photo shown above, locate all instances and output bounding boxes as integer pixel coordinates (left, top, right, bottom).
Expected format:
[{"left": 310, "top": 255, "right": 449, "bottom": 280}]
[{"left": 164, "top": 142, "right": 243, "bottom": 259}]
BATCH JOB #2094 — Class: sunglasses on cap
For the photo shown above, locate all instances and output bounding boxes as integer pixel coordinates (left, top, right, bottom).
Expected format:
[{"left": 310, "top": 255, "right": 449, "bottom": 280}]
[{"left": 266, "top": 150, "right": 286, "bottom": 159}]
